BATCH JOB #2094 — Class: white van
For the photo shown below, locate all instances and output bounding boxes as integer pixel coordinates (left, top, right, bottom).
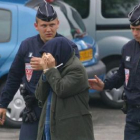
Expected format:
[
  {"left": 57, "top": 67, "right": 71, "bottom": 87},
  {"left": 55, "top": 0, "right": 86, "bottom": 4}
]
[{"left": 63, "top": 0, "right": 139, "bottom": 108}]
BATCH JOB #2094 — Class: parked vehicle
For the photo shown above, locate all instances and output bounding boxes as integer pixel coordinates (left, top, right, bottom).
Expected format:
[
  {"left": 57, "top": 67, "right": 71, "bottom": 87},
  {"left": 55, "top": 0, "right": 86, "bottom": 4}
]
[
  {"left": 62, "top": 0, "right": 140, "bottom": 108},
  {"left": 0, "top": 0, "right": 106, "bottom": 127}
]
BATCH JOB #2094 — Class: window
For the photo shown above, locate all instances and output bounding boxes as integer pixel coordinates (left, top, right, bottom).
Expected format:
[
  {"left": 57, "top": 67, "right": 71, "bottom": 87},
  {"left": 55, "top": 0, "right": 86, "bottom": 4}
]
[
  {"left": 55, "top": 1, "right": 86, "bottom": 37},
  {"left": 102, "top": 0, "right": 140, "bottom": 18},
  {"left": 71, "top": 8, "right": 86, "bottom": 33},
  {"left": 63, "top": 0, "right": 89, "bottom": 19},
  {"left": 55, "top": 6, "right": 73, "bottom": 40},
  {"left": 0, "top": 9, "right": 11, "bottom": 42}
]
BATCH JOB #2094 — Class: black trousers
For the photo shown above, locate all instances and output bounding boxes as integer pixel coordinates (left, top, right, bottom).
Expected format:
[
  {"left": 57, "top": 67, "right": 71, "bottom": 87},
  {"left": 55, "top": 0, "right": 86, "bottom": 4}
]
[
  {"left": 19, "top": 106, "right": 42, "bottom": 140},
  {"left": 124, "top": 106, "right": 140, "bottom": 140}
]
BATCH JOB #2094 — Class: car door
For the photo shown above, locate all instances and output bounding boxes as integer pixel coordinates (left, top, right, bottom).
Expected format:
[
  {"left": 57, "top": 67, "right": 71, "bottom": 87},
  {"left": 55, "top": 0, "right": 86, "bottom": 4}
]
[{"left": 0, "top": 3, "right": 17, "bottom": 77}]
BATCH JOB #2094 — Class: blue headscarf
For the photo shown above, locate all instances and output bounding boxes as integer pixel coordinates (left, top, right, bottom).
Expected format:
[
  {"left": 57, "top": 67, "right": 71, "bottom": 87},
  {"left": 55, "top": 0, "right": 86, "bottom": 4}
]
[{"left": 40, "top": 37, "right": 74, "bottom": 70}]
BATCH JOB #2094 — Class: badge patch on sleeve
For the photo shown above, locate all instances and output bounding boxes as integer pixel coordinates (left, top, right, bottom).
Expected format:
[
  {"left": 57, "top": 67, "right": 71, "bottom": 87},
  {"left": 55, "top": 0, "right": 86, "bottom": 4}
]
[
  {"left": 125, "top": 68, "right": 129, "bottom": 86},
  {"left": 25, "top": 63, "right": 33, "bottom": 82}
]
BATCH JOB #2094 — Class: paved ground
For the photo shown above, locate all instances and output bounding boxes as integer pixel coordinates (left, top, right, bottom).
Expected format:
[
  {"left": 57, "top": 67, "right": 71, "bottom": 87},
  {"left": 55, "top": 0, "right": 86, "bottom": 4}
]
[
  {"left": 0, "top": 96, "right": 126, "bottom": 140},
  {"left": 89, "top": 97, "right": 126, "bottom": 140}
]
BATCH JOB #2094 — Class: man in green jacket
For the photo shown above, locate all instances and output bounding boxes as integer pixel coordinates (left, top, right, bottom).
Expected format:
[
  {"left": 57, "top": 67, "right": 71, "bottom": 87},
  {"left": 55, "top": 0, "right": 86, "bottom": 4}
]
[{"left": 35, "top": 37, "right": 94, "bottom": 140}]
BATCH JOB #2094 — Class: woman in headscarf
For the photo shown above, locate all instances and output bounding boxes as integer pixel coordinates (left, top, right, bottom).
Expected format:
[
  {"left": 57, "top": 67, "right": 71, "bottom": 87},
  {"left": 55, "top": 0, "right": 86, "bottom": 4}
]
[{"left": 35, "top": 37, "right": 94, "bottom": 140}]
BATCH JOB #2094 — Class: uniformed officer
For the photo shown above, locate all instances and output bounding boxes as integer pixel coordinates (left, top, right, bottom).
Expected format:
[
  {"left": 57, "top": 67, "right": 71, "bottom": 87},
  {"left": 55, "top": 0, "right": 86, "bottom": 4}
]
[
  {"left": 88, "top": 4, "right": 140, "bottom": 140},
  {"left": 0, "top": 1, "right": 79, "bottom": 140}
]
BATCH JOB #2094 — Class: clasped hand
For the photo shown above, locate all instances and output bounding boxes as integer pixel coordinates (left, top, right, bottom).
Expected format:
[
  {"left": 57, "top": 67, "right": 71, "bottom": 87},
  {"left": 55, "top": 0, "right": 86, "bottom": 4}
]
[
  {"left": 30, "top": 53, "right": 56, "bottom": 70},
  {"left": 41, "top": 53, "right": 56, "bottom": 70}
]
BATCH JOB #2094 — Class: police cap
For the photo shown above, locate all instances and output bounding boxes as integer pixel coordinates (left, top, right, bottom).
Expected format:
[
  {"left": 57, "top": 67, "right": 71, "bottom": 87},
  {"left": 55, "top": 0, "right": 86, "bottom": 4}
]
[
  {"left": 36, "top": 0, "right": 57, "bottom": 22},
  {"left": 128, "top": 4, "right": 140, "bottom": 26}
]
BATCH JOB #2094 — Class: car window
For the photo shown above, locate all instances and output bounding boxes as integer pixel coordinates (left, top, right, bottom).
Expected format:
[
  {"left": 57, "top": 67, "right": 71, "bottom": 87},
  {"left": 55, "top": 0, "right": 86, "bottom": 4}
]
[
  {"left": 54, "top": 1, "right": 86, "bottom": 36},
  {"left": 101, "top": 0, "right": 140, "bottom": 18},
  {"left": 63, "top": 0, "right": 90, "bottom": 19},
  {"left": 70, "top": 8, "right": 86, "bottom": 33},
  {"left": 55, "top": 6, "right": 73, "bottom": 40},
  {"left": 0, "top": 9, "right": 11, "bottom": 42}
]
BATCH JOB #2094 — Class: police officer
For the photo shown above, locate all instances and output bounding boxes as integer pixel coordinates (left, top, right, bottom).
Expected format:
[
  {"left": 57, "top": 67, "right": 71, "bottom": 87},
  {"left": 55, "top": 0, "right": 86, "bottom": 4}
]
[
  {"left": 89, "top": 4, "right": 140, "bottom": 140},
  {"left": 0, "top": 1, "right": 79, "bottom": 140}
]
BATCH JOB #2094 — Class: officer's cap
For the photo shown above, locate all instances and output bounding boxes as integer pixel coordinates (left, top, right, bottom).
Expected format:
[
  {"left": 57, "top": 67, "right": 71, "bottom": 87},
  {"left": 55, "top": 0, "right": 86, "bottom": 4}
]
[
  {"left": 36, "top": 0, "right": 57, "bottom": 22},
  {"left": 128, "top": 4, "right": 140, "bottom": 26}
]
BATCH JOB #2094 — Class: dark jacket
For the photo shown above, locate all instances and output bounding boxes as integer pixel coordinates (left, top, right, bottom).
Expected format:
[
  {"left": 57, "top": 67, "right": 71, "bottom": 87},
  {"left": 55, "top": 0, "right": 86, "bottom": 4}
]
[
  {"left": 104, "top": 39, "right": 140, "bottom": 105},
  {"left": 35, "top": 54, "right": 94, "bottom": 140}
]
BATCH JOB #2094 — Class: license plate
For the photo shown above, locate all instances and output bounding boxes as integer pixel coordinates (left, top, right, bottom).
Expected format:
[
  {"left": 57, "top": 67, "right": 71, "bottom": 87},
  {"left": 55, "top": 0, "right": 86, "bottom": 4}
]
[{"left": 80, "top": 49, "right": 93, "bottom": 62}]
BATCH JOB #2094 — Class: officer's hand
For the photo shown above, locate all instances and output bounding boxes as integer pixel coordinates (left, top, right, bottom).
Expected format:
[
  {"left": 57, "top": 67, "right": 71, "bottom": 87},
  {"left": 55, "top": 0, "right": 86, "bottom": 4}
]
[
  {"left": 0, "top": 108, "right": 6, "bottom": 125},
  {"left": 88, "top": 75, "right": 104, "bottom": 91},
  {"left": 30, "top": 57, "right": 43, "bottom": 70}
]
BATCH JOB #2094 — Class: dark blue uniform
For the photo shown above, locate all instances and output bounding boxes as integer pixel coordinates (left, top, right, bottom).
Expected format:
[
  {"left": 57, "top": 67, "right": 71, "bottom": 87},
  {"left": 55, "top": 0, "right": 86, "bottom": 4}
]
[
  {"left": 104, "top": 39, "right": 140, "bottom": 140},
  {"left": 0, "top": 33, "right": 79, "bottom": 140}
]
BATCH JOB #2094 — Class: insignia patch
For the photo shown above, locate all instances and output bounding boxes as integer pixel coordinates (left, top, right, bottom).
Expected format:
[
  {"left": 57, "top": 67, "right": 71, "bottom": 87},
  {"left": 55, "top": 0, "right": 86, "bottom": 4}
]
[
  {"left": 25, "top": 63, "right": 33, "bottom": 82},
  {"left": 125, "top": 68, "right": 129, "bottom": 86},
  {"left": 126, "top": 56, "right": 130, "bottom": 61}
]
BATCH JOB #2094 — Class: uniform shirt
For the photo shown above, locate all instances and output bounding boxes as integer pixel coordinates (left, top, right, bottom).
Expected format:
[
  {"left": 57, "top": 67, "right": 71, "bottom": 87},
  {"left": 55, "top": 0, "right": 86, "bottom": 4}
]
[
  {"left": 104, "top": 39, "right": 140, "bottom": 105},
  {"left": 0, "top": 33, "right": 79, "bottom": 108}
]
